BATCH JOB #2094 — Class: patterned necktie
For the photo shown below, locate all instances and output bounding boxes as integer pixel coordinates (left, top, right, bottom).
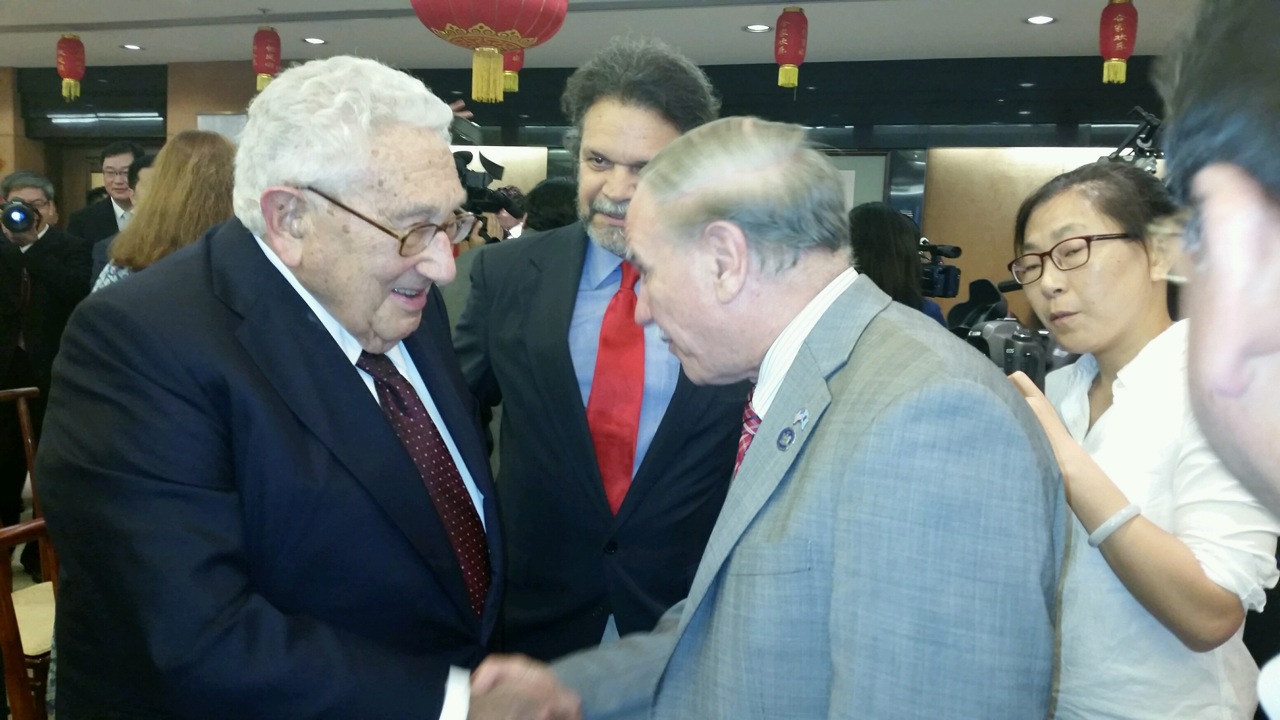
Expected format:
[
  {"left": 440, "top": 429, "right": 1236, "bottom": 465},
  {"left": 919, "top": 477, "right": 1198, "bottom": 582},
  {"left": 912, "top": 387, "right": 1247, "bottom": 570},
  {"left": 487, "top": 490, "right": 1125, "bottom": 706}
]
[
  {"left": 586, "top": 261, "right": 646, "bottom": 514},
  {"left": 119, "top": 210, "right": 132, "bottom": 230},
  {"left": 733, "top": 388, "right": 761, "bottom": 477},
  {"left": 356, "top": 351, "right": 490, "bottom": 617}
]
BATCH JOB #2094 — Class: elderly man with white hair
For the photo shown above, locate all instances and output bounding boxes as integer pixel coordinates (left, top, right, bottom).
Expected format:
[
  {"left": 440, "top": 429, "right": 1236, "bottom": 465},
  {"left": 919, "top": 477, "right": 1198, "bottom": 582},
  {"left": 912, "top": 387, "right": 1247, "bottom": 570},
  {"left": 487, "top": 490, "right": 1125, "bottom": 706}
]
[
  {"left": 476, "top": 116, "right": 1065, "bottom": 719},
  {"left": 39, "top": 55, "right": 579, "bottom": 719}
]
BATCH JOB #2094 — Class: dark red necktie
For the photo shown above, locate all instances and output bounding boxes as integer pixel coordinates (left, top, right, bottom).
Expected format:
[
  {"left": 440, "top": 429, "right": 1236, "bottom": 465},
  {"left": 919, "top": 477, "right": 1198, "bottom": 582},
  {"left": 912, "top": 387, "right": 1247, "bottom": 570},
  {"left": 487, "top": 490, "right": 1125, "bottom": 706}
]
[
  {"left": 733, "top": 389, "right": 761, "bottom": 478},
  {"left": 587, "top": 261, "right": 645, "bottom": 514},
  {"left": 357, "top": 351, "right": 490, "bottom": 617}
]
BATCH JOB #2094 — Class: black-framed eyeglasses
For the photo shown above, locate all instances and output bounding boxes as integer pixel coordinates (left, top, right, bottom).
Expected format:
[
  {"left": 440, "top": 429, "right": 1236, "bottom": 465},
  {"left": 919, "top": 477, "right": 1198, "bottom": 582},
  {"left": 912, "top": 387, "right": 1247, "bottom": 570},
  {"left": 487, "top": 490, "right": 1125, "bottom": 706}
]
[
  {"left": 1008, "top": 233, "right": 1132, "bottom": 285},
  {"left": 303, "top": 186, "right": 478, "bottom": 256}
]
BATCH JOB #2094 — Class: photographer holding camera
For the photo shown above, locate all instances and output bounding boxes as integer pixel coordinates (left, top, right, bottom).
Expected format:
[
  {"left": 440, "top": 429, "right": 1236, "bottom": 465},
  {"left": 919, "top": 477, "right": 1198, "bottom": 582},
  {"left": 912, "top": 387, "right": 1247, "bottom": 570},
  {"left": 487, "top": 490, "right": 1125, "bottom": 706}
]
[{"left": 1, "top": 170, "right": 91, "bottom": 576}]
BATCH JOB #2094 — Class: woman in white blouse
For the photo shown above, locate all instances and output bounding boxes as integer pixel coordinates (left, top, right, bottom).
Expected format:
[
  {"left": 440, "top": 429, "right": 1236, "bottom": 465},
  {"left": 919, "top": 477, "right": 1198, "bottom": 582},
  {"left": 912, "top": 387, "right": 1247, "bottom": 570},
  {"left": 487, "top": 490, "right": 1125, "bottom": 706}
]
[{"left": 1007, "top": 162, "right": 1280, "bottom": 719}]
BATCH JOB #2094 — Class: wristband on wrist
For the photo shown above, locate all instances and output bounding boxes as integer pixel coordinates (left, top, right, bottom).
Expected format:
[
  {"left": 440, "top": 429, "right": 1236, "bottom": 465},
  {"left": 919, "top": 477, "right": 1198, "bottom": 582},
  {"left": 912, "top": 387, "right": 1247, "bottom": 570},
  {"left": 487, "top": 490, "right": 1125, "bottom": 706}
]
[{"left": 1088, "top": 503, "right": 1141, "bottom": 548}]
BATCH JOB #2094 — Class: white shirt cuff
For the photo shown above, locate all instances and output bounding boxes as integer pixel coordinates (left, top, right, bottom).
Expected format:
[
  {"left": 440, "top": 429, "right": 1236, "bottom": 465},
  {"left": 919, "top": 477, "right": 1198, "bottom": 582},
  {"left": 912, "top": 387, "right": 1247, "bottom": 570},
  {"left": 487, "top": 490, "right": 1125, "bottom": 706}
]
[{"left": 439, "top": 666, "right": 471, "bottom": 720}]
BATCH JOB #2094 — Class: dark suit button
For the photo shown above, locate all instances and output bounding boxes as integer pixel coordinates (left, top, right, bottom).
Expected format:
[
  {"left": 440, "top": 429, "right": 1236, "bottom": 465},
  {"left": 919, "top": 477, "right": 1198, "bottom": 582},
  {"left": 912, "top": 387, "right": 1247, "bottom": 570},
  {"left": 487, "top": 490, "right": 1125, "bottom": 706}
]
[{"left": 603, "top": 540, "right": 618, "bottom": 555}]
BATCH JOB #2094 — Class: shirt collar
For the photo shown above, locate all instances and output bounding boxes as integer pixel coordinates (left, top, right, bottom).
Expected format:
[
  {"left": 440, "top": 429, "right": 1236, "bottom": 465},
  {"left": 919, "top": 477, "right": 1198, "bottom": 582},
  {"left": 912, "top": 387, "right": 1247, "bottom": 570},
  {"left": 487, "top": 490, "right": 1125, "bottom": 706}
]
[
  {"left": 251, "top": 233, "right": 410, "bottom": 368},
  {"left": 581, "top": 235, "right": 625, "bottom": 291},
  {"left": 752, "top": 267, "right": 858, "bottom": 419},
  {"left": 111, "top": 198, "right": 131, "bottom": 220},
  {"left": 1058, "top": 320, "right": 1186, "bottom": 396}
]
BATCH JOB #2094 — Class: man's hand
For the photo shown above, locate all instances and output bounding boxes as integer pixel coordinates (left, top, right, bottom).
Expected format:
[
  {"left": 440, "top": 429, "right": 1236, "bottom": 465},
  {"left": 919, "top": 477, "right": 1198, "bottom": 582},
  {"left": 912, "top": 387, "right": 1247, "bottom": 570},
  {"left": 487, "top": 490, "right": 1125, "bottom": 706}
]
[{"left": 469, "top": 654, "right": 581, "bottom": 720}]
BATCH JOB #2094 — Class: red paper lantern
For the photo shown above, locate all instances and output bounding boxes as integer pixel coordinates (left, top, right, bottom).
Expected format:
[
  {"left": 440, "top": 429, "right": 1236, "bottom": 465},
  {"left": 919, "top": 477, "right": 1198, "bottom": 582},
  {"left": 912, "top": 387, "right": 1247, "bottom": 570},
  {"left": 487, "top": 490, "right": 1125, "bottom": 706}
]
[
  {"left": 253, "top": 26, "right": 282, "bottom": 92},
  {"left": 774, "top": 7, "right": 808, "bottom": 88},
  {"left": 56, "top": 34, "right": 85, "bottom": 102},
  {"left": 504, "top": 49, "right": 525, "bottom": 93},
  {"left": 1099, "top": 0, "right": 1138, "bottom": 84},
  {"left": 410, "top": 0, "right": 567, "bottom": 103}
]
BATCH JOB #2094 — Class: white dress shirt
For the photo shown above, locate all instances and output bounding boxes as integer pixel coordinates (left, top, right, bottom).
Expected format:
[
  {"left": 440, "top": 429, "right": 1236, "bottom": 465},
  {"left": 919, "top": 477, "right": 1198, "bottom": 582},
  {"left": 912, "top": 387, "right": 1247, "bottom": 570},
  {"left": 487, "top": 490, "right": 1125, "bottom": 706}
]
[
  {"left": 112, "top": 198, "right": 132, "bottom": 230},
  {"left": 1048, "top": 320, "right": 1280, "bottom": 719},
  {"left": 752, "top": 267, "right": 858, "bottom": 419},
  {"left": 254, "top": 236, "right": 477, "bottom": 719}
]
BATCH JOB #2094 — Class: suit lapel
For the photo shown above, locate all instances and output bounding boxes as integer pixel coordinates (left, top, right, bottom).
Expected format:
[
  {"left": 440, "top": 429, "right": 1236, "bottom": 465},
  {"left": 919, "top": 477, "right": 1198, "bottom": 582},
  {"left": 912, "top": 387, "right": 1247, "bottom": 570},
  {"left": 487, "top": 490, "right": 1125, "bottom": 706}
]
[
  {"left": 212, "top": 221, "right": 478, "bottom": 623},
  {"left": 519, "top": 224, "right": 612, "bottom": 510},
  {"left": 673, "top": 278, "right": 893, "bottom": 636}
]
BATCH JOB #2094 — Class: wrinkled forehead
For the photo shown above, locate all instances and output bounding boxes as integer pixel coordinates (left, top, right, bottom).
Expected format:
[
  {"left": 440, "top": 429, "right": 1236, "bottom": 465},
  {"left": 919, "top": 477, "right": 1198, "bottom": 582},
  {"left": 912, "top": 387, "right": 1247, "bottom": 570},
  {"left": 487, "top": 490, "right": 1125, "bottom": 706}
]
[{"left": 369, "top": 125, "right": 465, "bottom": 210}]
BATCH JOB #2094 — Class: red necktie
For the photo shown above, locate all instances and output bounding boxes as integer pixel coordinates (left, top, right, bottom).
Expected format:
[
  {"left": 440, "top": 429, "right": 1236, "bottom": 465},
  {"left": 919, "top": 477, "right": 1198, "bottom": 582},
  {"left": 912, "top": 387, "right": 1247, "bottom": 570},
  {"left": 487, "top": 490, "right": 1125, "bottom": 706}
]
[
  {"left": 733, "top": 389, "right": 761, "bottom": 477},
  {"left": 587, "top": 261, "right": 645, "bottom": 514},
  {"left": 357, "top": 351, "right": 491, "bottom": 617}
]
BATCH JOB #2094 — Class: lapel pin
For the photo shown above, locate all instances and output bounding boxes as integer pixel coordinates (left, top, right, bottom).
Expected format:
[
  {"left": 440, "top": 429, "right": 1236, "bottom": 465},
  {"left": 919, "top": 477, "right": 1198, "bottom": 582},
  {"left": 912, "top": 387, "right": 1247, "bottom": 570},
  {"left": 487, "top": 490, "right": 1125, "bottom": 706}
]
[
  {"left": 792, "top": 408, "right": 809, "bottom": 430},
  {"left": 777, "top": 427, "right": 795, "bottom": 450}
]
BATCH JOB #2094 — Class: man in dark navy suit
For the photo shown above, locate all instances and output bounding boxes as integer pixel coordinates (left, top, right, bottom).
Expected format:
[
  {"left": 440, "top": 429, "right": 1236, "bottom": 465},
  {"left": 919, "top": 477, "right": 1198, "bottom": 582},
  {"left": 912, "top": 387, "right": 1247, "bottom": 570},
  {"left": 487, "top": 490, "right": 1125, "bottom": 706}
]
[
  {"left": 67, "top": 141, "right": 144, "bottom": 245},
  {"left": 454, "top": 38, "right": 749, "bottom": 662},
  {"left": 40, "top": 56, "right": 578, "bottom": 719}
]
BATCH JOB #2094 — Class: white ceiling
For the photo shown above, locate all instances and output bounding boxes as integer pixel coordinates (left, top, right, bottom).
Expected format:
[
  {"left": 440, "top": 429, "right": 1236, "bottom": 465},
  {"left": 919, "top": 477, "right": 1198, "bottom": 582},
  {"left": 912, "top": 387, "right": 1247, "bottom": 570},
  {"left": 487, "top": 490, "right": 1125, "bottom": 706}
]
[{"left": 0, "top": 0, "right": 1198, "bottom": 70}]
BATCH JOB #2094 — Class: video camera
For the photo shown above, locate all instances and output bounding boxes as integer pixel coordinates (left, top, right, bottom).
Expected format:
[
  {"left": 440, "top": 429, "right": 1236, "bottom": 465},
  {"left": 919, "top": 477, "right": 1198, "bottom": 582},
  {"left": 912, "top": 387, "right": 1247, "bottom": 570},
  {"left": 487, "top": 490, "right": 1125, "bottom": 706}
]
[
  {"left": 1, "top": 199, "right": 39, "bottom": 234},
  {"left": 453, "top": 150, "right": 513, "bottom": 243},
  {"left": 920, "top": 238, "right": 961, "bottom": 298}
]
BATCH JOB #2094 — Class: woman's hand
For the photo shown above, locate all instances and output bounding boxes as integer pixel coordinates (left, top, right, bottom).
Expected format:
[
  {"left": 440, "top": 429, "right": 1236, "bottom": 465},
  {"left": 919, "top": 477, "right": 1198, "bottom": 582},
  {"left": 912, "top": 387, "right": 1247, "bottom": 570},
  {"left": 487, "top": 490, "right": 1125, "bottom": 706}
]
[{"left": 1008, "top": 371, "right": 1089, "bottom": 492}]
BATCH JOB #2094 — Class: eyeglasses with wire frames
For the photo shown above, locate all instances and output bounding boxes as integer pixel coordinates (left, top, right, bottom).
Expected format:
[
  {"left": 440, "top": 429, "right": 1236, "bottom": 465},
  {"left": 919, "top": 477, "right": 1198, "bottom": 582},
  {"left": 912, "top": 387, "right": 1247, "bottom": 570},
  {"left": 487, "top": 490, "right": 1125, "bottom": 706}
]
[
  {"left": 303, "top": 186, "right": 478, "bottom": 256},
  {"left": 1007, "top": 233, "right": 1132, "bottom": 285}
]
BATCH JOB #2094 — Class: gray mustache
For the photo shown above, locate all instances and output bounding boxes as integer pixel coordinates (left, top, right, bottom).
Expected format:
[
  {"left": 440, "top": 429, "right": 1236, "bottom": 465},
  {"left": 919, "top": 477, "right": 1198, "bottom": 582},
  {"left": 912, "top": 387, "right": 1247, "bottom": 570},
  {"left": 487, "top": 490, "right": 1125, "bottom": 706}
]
[{"left": 591, "top": 198, "right": 629, "bottom": 219}]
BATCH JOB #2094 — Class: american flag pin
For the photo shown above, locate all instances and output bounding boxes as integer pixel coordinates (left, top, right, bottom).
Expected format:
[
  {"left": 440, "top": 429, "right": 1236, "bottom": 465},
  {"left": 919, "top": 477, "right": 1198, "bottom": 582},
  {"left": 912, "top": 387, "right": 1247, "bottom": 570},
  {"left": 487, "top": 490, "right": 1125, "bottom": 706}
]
[{"left": 792, "top": 408, "right": 809, "bottom": 430}]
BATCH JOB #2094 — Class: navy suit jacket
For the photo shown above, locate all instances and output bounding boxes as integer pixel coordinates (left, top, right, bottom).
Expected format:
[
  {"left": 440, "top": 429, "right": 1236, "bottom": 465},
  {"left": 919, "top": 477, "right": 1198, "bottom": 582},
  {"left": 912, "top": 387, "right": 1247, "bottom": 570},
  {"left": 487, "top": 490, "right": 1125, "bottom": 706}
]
[
  {"left": 66, "top": 197, "right": 120, "bottom": 245},
  {"left": 454, "top": 222, "right": 747, "bottom": 661},
  {"left": 40, "top": 218, "right": 501, "bottom": 719}
]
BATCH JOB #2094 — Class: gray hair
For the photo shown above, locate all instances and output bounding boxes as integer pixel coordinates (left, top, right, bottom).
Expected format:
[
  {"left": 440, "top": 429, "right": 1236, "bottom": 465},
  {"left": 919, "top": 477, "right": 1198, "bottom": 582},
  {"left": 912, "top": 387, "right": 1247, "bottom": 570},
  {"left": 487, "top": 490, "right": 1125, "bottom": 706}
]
[
  {"left": 639, "top": 117, "right": 851, "bottom": 272},
  {"left": 233, "top": 55, "right": 454, "bottom": 236},
  {"left": 1, "top": 171, "right": 55, "bottom": 202},
  {"left": 1158, "top": 0, "right": 1280, "bottom": 205},
  {"left": 561, "top": 37, "right": 719, "bottom": 158}
]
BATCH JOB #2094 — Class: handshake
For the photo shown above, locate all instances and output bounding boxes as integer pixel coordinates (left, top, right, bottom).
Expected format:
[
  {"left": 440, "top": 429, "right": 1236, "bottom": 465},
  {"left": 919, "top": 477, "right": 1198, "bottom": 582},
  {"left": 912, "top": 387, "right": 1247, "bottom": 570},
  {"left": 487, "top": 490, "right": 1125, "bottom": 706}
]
[{"left": 469, "top": 654, "right": 583, "bottom": 720}]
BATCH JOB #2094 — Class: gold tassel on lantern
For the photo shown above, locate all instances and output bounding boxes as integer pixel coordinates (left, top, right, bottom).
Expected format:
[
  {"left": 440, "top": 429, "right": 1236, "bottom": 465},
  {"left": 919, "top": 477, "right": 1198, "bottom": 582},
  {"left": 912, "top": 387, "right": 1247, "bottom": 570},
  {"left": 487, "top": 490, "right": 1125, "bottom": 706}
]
[
  {"left": 472, "top": 47, "right": 504, "bottom": 103},
  {"left": 62, "top": 78, "right": 81, "bottom": 101},
  {"left": 256, "top": 74, "right": 273, "bottom": 91},
  {"left": 1102, "top": 59, "right": 1127, "bottom": 84},
  {"left": 778, "top": 64, "right": 799, "bottom": 88},
  {"left": 504, "top": 71, "right": 519, "bottom": 92}
]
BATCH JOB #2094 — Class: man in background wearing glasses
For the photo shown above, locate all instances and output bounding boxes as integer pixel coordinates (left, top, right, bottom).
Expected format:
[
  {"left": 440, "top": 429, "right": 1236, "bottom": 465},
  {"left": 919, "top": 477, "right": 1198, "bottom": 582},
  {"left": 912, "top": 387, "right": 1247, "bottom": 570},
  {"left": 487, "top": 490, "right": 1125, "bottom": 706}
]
[
  {"left": 38, "top": 56, "right": 579, "bottom": 719},
  {"left": 67, "top": 140, "right": 144, "bottom": 244}
]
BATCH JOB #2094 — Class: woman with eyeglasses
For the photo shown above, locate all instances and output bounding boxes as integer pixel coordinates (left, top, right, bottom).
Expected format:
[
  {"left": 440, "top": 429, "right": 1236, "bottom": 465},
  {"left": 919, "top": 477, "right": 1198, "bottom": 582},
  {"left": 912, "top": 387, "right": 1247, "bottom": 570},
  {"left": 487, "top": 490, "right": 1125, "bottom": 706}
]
[{"left": 1007, "top": 162, "right": 1280, "bottom": 719}]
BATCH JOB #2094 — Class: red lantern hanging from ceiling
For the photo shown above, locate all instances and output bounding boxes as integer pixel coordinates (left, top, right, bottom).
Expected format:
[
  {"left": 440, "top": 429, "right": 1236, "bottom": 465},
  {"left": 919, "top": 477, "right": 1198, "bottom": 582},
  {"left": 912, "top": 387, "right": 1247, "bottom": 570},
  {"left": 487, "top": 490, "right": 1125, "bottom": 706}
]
[
  {"left": 410, "top": 0, "right": 568, "bottom": 103},
  {"left": 504, "top": 49, "right": 525, "bottom": 93},
  {"left": 56, "top": 34, "right": 85, "bottom": 102},
  {"left": 1099, "top": 0, "right": 1138, "bottom": 84},
  {"left": 253, "top": 26, "right": 282, "bottom": 91},
  {"left": 774, "top": 7, "right": 808, "bottom": 89}
]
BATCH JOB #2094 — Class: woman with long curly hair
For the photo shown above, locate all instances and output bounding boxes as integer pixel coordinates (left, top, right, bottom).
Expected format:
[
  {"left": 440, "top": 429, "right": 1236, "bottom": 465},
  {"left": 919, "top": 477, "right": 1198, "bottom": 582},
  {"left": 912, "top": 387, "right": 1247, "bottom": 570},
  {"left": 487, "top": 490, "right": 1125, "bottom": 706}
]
[{"left": 94, "top": 129, "right": 235, "bottom": 290}]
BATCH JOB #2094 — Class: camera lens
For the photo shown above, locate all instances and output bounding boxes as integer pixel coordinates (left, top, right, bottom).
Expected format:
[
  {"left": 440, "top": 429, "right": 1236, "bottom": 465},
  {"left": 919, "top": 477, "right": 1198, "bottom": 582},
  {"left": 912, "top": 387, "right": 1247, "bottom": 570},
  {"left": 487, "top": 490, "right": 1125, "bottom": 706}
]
[{"left": 1, "top": 199, "right": 38, "bottom": 234}]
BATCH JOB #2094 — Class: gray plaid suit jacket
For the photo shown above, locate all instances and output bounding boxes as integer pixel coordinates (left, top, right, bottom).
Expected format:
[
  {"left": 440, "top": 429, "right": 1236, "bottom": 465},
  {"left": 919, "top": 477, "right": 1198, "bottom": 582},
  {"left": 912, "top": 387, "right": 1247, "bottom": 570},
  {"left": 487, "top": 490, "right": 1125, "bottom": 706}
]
[{"left": 554, "top": 276, "right": 1066, "bottom": 720}]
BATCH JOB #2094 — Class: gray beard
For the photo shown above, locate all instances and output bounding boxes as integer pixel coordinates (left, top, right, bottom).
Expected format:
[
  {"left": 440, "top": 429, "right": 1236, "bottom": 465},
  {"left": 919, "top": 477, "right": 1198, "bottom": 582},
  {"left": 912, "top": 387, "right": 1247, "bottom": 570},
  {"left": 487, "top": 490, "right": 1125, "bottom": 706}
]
[{"left": 585, "top": 221, "right": 627, "bottom": 257}]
